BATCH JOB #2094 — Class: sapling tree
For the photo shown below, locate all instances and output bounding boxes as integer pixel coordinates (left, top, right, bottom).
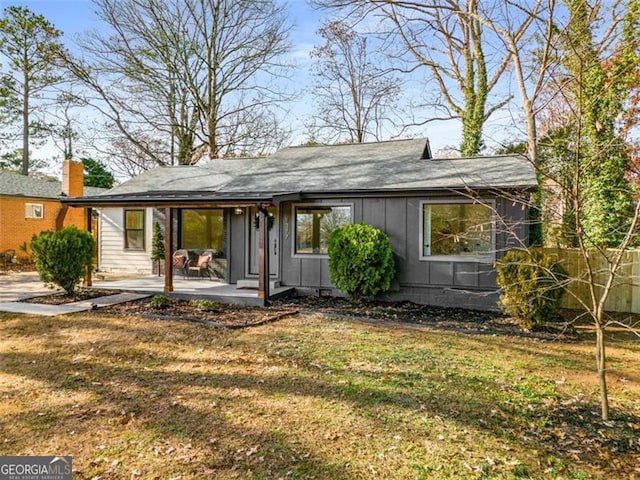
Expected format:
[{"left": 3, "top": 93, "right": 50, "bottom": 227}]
[{"left": 150, "top": 222, "right": 165, "bottom": 276}]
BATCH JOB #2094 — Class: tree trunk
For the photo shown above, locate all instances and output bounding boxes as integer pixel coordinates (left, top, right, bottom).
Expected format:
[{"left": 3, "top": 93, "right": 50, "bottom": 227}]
[
  {"left": 595, "top": 325, "right": 609, "bottom": 420},
  {"left": 22, "top": 73, "right": 29, "bottom": 176},
  {"left": 461, "top": 109, "right": 483, "bottom": 156}
]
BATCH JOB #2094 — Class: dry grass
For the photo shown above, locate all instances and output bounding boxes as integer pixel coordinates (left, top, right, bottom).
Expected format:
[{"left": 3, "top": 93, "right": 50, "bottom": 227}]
[{"left": 0, "top": 311, "right": 639, "bottom": 479}]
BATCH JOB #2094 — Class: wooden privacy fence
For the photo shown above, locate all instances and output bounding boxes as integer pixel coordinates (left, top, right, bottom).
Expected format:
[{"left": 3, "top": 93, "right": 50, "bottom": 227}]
[{"left": 543, "top": 248, "right": 640, "bottom": 314}]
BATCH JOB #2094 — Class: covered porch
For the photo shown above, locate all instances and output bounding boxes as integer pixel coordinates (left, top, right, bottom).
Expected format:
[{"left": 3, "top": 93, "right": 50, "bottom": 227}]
[
  {"left": 63, "top": 195, "right": 289, "bottom": 306},
  {"left": 91, "top": 274, "right": 294, "bottom": 307}
]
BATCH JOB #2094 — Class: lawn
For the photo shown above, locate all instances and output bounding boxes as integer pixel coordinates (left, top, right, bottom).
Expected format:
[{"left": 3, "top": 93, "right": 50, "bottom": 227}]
[{"left": 0, "top": 310, "right": 638, "bottom": 479}]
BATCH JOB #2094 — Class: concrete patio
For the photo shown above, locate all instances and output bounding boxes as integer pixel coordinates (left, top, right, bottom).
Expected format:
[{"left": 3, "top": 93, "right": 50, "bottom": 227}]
[{"left": 92, "top": 274, "right": 294, "bottom": 306}]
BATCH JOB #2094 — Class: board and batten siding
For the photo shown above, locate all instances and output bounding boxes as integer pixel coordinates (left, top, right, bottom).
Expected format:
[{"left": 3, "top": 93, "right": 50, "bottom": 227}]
[
  {"left": 279, "top": 195, "right": 529, "bottom": 311},
  {"left": 98, "top": 207, "right": 154, "bottom": 273}
]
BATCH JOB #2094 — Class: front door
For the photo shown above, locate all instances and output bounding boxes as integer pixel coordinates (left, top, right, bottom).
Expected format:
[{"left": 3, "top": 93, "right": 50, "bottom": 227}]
[{"left": 248, "top": 206, "right": 278, "bottom": 277}]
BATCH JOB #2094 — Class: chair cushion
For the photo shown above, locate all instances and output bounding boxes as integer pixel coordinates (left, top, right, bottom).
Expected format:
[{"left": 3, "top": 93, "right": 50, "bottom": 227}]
[
  {"left": 172, "top": 255, "right": 186, "bottom": 268},
  {"left": 197, "top": 255, "right": 210, "bottom": 268}
]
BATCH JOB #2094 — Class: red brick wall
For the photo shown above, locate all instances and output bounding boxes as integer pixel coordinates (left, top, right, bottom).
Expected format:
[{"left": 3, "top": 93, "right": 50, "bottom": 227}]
[{"left": 0, "top": 160, "right": 88, "bottom": 259}]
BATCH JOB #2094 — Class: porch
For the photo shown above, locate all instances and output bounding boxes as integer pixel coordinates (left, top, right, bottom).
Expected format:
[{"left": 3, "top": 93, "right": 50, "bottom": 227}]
[{"left": 92, "top": 275, "right": 294, "bottom": 307}]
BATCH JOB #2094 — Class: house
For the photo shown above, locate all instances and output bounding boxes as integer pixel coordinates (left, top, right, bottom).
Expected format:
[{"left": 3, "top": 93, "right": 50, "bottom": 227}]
[
  {"left": 0, "top": 160, "right": 103, "bottom": 261},
  {"left": 62, "top": 139, "right": 537, "bottom": 310}
]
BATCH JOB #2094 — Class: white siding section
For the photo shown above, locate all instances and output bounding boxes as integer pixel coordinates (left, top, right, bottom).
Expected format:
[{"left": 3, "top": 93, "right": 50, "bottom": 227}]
[{"left": 98, "top": 207, "right": 153, "bottom": 273}]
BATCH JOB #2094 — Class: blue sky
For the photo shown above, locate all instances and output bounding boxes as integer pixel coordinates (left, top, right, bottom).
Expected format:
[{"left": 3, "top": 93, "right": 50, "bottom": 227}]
[{"left": 1, "top": 0, "right": 466, "bottom": 171}]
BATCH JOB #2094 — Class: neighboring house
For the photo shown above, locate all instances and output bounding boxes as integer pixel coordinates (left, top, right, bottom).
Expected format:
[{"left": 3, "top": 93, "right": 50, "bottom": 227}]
[
  {"left": 0, "top": 160, "right": 104, "bottom": 260},
  {"left": 63, "top": 139, "right": 537, "bottom": 310}
]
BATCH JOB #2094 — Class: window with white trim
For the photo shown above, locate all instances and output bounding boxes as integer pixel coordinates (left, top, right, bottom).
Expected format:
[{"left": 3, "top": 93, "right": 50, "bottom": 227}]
[
  {"left": 294, "top": 205, "right": 351, "bottom": 255},
  {"left": 421, "top": 201, "right": 493, "bottom": 261},
  {"left": 124, "top": 209, "right": 145, "bottom": 250},
  {"left": 25, "top": 203, "right": 44, "bottom": 219}
]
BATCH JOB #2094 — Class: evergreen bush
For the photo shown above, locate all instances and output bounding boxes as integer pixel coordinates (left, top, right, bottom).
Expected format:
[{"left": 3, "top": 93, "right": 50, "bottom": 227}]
[
  {"left": 327, "top": 222, "right": 395, "bottom": 302},
  {"left": 31, "top": 226, "right": 94, "bottom": 294},
  {"left": 496, "top": 249, "right": 567, "bottom": 329},
  {"left": 151, "top": 222, "right": 165, "bottom": 276}
]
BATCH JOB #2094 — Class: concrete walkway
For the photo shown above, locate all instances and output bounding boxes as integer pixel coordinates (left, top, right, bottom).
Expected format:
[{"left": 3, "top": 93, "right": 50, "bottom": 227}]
[
  {"left": 0, "top": 272, "right": 58, "bottom": 302},
  {"left": 0, "top": 272, "right": 150, "bottom": 316},
  {"left": 0, "top": 292, "right": 150, "bottom": 316}
]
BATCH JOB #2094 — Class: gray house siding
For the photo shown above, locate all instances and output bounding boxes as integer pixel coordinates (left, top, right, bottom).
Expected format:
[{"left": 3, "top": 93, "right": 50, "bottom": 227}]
[
  {"left": 278, "top": 194, "right": 529, "bottom": 310},
  {"left": 229, "top": 211, "right": 245, "bottom": 283}
]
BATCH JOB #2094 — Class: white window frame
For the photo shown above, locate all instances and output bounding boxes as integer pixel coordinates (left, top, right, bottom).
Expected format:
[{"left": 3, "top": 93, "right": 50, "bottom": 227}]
[
  {"left": 419, "top": 199, "right": 495, "bottom": 263},
  {"left": 123, "top": 209, "right": 146, "bottom": 251},
  {"left": 292, "top": 202, "right": 353, "bottom": 258},
  {"left": 25, "top": 203, "right": 44, "bottom": 219}
]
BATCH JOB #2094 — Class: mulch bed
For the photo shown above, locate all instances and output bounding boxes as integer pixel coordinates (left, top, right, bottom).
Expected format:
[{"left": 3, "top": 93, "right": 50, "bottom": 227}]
[
  {"left": 20, "top": 288, "right": 123, "bottom": 305},
  {"left": 0, "top": 261, "right": 35, "bottom": 274},
  {"left": 271, "top": 296, "right": 579, "bottom": 341},
  {"left": 20, "top": 288, "right": 582, "bottom": 339},
  {"left": 100, "top": 296, "right": 299, "bottom": 328}
]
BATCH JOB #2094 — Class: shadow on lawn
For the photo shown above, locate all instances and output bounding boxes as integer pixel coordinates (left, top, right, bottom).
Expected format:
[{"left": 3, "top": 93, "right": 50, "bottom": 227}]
[{"left": 1, "top": 314, "right": 639, "bottom": 478}]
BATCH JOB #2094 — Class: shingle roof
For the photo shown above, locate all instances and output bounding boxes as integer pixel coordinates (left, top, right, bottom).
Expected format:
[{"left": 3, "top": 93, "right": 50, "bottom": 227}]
[
  {"left": 65, "top": 139, "right": 538, "bottom": 205},
  {"left": 0, "top": 170, "right": 105, "bottom": 199}
]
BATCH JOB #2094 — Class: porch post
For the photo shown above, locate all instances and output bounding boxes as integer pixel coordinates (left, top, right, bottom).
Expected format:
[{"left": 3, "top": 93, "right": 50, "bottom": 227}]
[
  {"left": 257, "top": 205, "right": 270, "bottom": 305},
  {"left": 84, "top": 207, "right": 93, "bottom": 287},
  {"left": 164, "top": 207, "right": 174, "bottom": 293}
]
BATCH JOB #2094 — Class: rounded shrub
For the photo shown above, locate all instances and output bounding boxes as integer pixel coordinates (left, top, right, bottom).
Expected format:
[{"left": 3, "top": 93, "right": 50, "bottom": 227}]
[
  {"left": 149, "top": 295, "right": 170, "bottom": 309},
  {"left": 327, "top": 222, "right": 395, "bottom": 302},
  {"left": 31, "top": 226, "right": 95, "bottom": 295},
  {"left": 496, "top": 248, "right": 567, "bottom": 329},
  {"left": 191, "top": 299, "right": 220, "bottom": 312}
]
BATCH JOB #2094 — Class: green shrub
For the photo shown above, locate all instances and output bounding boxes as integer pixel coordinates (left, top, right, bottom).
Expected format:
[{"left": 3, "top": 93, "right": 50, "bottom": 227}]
[
  {"left": 191, "top": 299, "right": 220, "bottom": 312},
  {"left": 149, "top": 295, "right": 170, "bottom": 309},
  {"left": 31, "top": 226, "right": 94, "bottom": 295},
  {"left": 496, "top": 249, "right": 567, "bottom": 329},
  {"left": 327, "top": 222, "right": 395, "bottom": 302}
]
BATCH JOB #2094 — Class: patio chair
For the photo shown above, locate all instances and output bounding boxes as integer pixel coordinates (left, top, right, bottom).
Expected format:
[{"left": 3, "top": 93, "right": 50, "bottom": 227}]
[
  {"left": 172, "top": 249, "right": 189, "bottom": 279},
  {"left": 187, "top": 251, "right": 213, "bottom": 280}
]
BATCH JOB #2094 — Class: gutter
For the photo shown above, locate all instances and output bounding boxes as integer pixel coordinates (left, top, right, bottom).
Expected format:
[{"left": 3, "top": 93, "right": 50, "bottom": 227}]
[{"left": 60, "top": 185, "right": 537, "bottom": 208}]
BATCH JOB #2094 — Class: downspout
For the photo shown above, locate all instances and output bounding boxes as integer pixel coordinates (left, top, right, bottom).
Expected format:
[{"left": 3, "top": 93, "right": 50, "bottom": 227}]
[{"left": 55, "top": 204, "right": 69, "bottom": 231}]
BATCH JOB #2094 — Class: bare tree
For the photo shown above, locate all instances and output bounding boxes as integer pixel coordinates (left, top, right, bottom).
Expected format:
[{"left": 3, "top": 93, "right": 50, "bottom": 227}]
[
  {"left": 314, "top": 0, "right": 539, "bottom": 155},
  {"left": 308, "top": 20, "right": 403, "bottom": 143},
  {"left": 461, "top": 0, "right": 557, "bottom": 165},
  {"left": 61, "top": 0, "right": 292, "bottom": 170}
]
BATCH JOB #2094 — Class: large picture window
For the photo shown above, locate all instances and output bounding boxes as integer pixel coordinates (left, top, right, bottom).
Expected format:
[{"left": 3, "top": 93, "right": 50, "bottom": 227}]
[
  {"left": 180, "top": 209, "right": 226, "bottom": 252},
  {"left": 421, "top": 201, "right": 493, "bottom": 261},
  {"left": 124, "top": 209, "right": 145, "bottom": 250},
  {"left": 295, "top": 205, "right": 351, "bottom": 255}
]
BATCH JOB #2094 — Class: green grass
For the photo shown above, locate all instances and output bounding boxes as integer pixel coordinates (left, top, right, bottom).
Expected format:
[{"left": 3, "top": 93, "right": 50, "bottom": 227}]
[{"left": 0, "top": 311, "right": 638, "bottom": 479}]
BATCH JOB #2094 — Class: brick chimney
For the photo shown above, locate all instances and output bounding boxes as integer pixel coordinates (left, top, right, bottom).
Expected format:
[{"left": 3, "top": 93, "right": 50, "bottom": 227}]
[{"left": 62, "top": 159, "right": 84, "bottom": 197}]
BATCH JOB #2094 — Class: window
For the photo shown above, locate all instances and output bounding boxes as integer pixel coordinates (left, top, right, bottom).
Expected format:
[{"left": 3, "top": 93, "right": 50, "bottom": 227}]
[
  {"left": 25, "top": 203, "right": 44, "bottom": 219},
  {"left": 421, "top": 201, "right": 493, "bottom": 261},
  {"left": 295, "top": 205, "right": 351, "bottom": 255},
  {"left": 124, "top": 209, "right": 145, "bottom": 250},
  {"left": 180, "top": 209, "right": 226, "bottom": 252}
]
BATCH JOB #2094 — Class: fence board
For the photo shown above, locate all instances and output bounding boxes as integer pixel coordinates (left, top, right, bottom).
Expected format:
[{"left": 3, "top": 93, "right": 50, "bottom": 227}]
[{"left": 542, "top": 248, "right": 640, "bottom": 314}]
